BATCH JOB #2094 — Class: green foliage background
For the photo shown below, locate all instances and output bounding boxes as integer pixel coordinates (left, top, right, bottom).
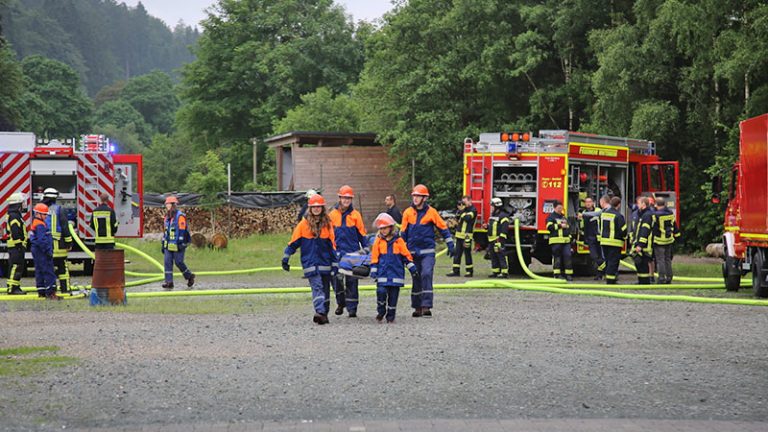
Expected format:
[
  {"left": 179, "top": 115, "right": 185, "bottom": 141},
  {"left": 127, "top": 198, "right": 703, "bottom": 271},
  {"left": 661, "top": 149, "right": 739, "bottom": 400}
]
[{"left": 2, "top": 0, "right": 768, "bottom": 251}]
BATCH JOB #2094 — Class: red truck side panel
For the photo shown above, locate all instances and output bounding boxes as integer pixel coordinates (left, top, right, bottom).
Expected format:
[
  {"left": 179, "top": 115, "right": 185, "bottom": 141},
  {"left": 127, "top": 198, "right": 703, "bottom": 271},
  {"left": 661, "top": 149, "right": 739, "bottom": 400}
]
[
  {"left": 739, "top": 114, "right": 768, "bottom": 235},
  {"left": 536, "top": 155, "right": 567, "bottom": 232}
]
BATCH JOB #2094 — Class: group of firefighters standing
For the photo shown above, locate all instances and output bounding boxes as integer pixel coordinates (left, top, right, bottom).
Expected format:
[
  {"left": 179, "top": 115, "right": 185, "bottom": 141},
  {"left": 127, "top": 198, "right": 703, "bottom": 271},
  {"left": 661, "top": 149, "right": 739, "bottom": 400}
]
[
  {"left": 4, "top": 189, "right": 192, "bottom": 297},
  {"left": 549, "top": 194, "right": 680, "bottom": 285}
]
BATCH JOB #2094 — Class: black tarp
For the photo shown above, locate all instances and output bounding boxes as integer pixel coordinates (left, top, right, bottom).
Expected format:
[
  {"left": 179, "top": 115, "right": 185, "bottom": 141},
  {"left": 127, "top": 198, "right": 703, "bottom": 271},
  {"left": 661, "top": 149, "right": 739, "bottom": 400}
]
[{"left": 144, "top": 192, "right": 307, "bottom": 209}]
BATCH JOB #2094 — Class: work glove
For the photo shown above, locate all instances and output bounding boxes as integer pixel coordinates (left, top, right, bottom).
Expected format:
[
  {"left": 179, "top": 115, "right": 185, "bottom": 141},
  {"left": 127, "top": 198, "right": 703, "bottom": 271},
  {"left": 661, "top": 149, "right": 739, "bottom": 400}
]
[
  {"left": 412, "top": 270, "right": 421, "bottom": 280},
  {"left": 370, "top": 271, "right": 378, "bottom": 280},
  {"left": 447, "top": 243, "right": 455, "bottom": 258},
  {"left": 281, "top": 259, "right": 290, "bottom": 272}
]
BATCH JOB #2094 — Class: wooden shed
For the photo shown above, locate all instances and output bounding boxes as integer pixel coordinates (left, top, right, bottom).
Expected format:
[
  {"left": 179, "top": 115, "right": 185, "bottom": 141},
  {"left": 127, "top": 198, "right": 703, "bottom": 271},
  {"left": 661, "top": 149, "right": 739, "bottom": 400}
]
[{"left": 266, "top": 131, "right": 407, "bottom": 226}]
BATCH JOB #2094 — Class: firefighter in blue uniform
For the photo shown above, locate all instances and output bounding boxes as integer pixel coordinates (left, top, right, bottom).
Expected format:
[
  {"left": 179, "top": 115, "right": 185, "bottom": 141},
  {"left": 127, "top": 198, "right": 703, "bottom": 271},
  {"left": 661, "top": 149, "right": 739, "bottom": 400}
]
[
  {"left": 29, "top": 203, "right": 60, "bottom": 300},
  {"left": 328, "top": 185, "right": 367, "bottom": 317},
  {"left": 5, "top": 193, "right": 28, "bottom": 295},
  {"left": 579, "top": 197, "right": 604, "bottom": 280},
  {"left": 486, "top": 197, "right": 510, "bottom": 278},
  {"left": 401, "top": 184, "right": 454, "bottom": 317},
  {"left": 447, "top": 195, "right": 476, "bottom": 277},
  {"left": 41, "top": 188, "right": 72, "bottom": 293},
  {"left": 632, "top": 196, "right": 654, "bottom": 284},
  {"left": 370, "top": 213, "right": 419, "bottom": 323},
  {"left": 546, "top": 201, "right": 573, "bottom": 281},
  {"left": 283, "top": 194, "right": 338, "bottom": 325},
  {"left": 599, "top": 196, "right": 627, "bottom": 285},
  {"left": 162, "top": 196, "right": 195, "bottom": 290}
]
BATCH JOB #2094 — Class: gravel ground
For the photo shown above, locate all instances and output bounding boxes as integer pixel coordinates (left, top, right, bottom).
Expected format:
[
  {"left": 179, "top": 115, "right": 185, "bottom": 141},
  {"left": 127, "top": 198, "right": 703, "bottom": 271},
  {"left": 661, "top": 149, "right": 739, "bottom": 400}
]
[{"left": 2, "top": 284, "right": 768, "bottom": 431}]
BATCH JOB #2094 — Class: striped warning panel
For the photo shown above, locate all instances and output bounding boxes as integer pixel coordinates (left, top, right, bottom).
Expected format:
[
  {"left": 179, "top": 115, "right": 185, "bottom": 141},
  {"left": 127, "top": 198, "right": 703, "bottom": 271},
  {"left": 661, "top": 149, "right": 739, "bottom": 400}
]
[
  {"left": 77, "top": 153, "right": 114, "bottom": 239},
  {"left": 0, "top": 153, "right": 32, "bottom": 227}
]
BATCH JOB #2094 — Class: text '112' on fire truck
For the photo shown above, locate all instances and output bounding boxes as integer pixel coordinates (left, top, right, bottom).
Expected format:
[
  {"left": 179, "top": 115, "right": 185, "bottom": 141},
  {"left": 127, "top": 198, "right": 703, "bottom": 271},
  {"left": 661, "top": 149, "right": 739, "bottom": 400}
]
[
  {"left": 0, "top": 133, "right": 143, "bottom": 274},
  {"left": 463, "top": 130, "right": 680, "bottom": 274}
]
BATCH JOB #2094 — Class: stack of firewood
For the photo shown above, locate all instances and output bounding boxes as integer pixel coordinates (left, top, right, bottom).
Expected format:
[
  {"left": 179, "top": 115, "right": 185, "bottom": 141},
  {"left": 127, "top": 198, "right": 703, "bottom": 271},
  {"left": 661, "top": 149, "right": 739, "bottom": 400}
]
[{"left": 143, "top": 204, "right": 302, "bottom": 238}]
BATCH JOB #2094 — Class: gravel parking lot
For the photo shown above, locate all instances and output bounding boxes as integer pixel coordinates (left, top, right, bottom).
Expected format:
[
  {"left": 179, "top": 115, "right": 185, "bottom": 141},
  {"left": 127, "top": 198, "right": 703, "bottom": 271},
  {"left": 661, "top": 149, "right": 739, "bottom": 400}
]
[{"left": 2, "top": 285, "right": 768, "bottom": 431}]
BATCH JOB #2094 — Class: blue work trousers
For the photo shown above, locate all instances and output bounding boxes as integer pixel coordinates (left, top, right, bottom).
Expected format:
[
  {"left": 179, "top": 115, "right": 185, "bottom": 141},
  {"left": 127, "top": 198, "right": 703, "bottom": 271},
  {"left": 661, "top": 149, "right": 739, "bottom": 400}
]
[
  {"left": 164, "top": 249, "right": 193, "bottom": 283},
  {"left": 377, "top": 285, "right": 400, "bottom": 322},
  {"left": 32, "top": 251, "right": 56, "bottom": 294},
  {"left": 411, "top": 254, "right": 435, "bottom": 309},
  {"left": 309, "top": 274, "right": 333, "bottom": 315},
  {"left": 331, "top": 274, "right": 359, "bottom": 313}
]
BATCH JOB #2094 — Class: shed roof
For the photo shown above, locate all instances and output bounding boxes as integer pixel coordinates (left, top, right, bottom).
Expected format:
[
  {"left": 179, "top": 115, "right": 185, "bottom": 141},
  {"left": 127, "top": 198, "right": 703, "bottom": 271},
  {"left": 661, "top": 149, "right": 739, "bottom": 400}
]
[{"left": 265, "top": 131, "right": 378, "bottom": 148}]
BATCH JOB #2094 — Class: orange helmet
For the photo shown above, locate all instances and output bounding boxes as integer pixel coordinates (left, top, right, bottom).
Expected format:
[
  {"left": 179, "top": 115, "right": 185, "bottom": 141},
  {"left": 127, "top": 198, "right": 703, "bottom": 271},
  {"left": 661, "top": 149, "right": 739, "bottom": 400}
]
[
  {"left": 338, "top": 185, "right": 354, "bottom": 198},
  {"left": 33, "top": 203, "right": 49, "bottom": 215},
  {"left": 373, "top": 213, "right": 396, "bottom": 229},
  {"left": 411, "top": 184, "right": 430, "bottom": 197},
  {"left": 308, "top": 194, "right": 326, "bottom": 207},
  {"left": 165, "top": 196, "right": 179, "bottom": 205}
]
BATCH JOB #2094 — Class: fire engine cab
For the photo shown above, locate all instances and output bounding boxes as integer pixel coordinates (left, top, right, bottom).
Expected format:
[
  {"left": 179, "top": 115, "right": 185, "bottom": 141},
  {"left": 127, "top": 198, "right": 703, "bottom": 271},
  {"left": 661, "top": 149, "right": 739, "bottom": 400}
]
[
  {"left": 0, "top": 132, "right": 143, "bottom": 274},
  {"left": 463, "top": 130, "right": 680, "bottom": 273}
]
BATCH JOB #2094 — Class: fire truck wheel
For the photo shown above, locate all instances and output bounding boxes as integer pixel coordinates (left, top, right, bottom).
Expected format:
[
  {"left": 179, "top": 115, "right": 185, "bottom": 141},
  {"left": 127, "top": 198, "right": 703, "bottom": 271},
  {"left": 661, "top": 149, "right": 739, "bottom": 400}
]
[
  {"left": 751, "top": 249, "right": 768, "bottom": 298},
  {"left": 723, "top": 256, "right": 741, "bottom": 292}
]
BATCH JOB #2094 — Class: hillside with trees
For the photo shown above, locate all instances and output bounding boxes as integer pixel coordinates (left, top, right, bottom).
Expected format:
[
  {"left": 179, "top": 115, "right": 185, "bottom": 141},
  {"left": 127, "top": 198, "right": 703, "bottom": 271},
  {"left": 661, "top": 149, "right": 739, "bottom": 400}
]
[{"left": 0, "top": 0, "right": 199, "bottom": 94}]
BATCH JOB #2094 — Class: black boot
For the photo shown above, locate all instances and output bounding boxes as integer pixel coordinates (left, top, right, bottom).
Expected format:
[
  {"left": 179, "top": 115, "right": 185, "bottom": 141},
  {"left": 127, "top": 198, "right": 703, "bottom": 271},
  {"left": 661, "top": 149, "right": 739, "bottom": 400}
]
[
  {"left": 7, "top": 286, "right": 26, "bottom": 295},
  {"left": 334, "top": 305, "right": 344, "bottom": 315},
  {"left": 187, "top": 274, "right": 195, "bottom": 288},
  {"left": 445, "top": 272, "right": 460, "bottom": 277},
  {"left": 412, "top": 308, "right": 422, "bottom": 317},
  {"left": 162, "top": 282, "right": 174, "bottom": 290}
]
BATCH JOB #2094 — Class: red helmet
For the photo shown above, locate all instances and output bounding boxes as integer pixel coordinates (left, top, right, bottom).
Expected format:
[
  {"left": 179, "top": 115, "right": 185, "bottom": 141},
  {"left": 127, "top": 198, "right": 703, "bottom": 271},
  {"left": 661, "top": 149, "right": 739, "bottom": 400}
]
[
  {"left": 411, "top": 184, "right": 430, "bottom": 197},
  {"left": 308, "top": 194, "right": 326, "bottom": 207},
  {"left": 373, "top": 213, "right": 396, "bottom": 229},
  {"left": 338, "top": 185, "right": 354, "bottom": 198},
  {"left": 33, "top": 203, "right": 49, "bottom": 215},
  {"left": 164, "top": 196, "right": 179, "bottom": 205}
]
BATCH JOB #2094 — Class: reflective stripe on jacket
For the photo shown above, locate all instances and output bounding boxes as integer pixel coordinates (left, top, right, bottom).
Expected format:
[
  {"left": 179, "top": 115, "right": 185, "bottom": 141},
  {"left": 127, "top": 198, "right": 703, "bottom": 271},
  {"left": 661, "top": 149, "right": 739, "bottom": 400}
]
[
  {"left": 455, "top": 205, "right": 477, "bottom": 240},
  {"left": 633, "top": 208, "right": 654, "bottom": 252},
  {"left": 284, "top": 218, "right": 337, "bottom": 277},
  {"left": 7, "top": 209, "right": 28, "bottom": 248},
  {"left": 546, "top": 212, "right": 570, "bottom": 245},
  {"left": 599, "top": 208, "right": 627, "bottom": 248},
  {"left": 329, "top": 205, "right": 367, "bottom": 254},
  {"left": 370, "top": 234, "right": 415, "bottom": 287},
  {"left": 488, "top": 210, "right": 510, "bottom": 242},
  {"left": 653, "top": 207, "right": 679, "bottom": 246},
  {"left": 401, "top": 204, "right": 453, "bottom": 256},
  {"left": 91, "top": 204, "right": 118, "bottom": 245},
  {"left": 163, "top": 210, "right": 189, "bottom": 252}
]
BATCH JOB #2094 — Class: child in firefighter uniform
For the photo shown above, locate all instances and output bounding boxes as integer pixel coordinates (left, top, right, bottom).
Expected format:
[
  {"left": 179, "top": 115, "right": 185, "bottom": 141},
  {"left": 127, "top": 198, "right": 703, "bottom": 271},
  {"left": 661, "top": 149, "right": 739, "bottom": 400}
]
[
  {"left": 546, "top": 201, "right": 573, "bottom": 281},
  {"left": 4, "top": 193, "right": 28, "bottom": 295},
  {"left": 486, "top": 197, "right": 510, "bottom": 278},
  {"left": 329, "top": 185, "right": 367, "bottom": 317},
  {"left": 162, "top": 196, "right": 195, "bottom": 289},
  {"left": 283, "top": 194, "right": 338, "bottom": 325},
  {"left": 401, "top": 184, "right": 454, "bottom": 317},
  {"left": 370, "top": 213, "right": 418, "bottom": 323},
  {"left": 600, "top": 197, "right": 628, "bottom": 284},
  {"left": 41, "top": 188, "right": 72, "bottom": 293},
  {"left": 632, "top": 196, "right": 655, "bottom": 284},
  {"left": 447, "top": 196, "right": 476, "bottom": 277},
  {"left": 29, "top": 203, "right": 59, "bottom": 300}
]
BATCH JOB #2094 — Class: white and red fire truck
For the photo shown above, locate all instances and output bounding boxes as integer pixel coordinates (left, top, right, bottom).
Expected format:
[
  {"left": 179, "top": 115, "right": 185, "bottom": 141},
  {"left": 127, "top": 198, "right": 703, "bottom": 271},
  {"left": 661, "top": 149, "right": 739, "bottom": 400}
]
[
  {"left": 0, "top": 133, "right": 143, "bottom": 274},
  {"left": 463, "top": 130, "right": 680, "bottom": 273}
]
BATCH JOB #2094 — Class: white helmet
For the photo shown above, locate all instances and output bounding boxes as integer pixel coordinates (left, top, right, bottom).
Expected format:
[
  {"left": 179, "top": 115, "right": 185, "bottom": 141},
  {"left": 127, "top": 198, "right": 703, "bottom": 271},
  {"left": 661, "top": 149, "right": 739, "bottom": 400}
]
[
  {"left": 491, "top": 197, "right": 503, "bottom": 207},
  {"left": 305, "top": 189, "right": 317, "bottom": 198},
  {"left": 6, "top": 192, "right": 26, "bottom": 205},
  {"left": 43, "top": 188, "right": 59, "bottom": 199}
]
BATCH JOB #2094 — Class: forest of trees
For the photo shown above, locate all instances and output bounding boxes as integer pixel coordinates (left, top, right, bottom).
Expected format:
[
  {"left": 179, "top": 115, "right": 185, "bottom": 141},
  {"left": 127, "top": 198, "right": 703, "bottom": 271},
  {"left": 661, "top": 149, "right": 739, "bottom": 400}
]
[{"left": 1, "top": 0, "right": 768, "bottom": 250}]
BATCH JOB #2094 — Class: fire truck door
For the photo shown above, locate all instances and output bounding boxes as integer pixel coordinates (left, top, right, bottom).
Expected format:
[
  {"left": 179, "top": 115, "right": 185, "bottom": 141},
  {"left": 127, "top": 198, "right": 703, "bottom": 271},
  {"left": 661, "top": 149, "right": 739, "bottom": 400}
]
[
  {"left": 639, "top": 162, "right": 680, "bottom": 223},
  {"left": 113, "top": 155, "right": 143, "bottom": 237}
]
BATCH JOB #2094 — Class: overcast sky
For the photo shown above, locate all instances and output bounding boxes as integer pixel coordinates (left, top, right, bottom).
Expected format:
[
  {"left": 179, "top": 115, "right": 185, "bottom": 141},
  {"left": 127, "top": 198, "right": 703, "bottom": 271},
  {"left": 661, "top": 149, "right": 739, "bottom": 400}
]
[{"left": 122, "top": 0, "right": 394, "bottom": 28}]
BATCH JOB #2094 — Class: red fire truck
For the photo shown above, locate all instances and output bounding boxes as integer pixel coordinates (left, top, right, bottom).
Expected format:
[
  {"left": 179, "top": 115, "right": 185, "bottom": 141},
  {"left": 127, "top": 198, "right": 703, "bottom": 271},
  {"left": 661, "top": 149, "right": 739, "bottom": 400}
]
[
  {"left": 0, "top": 133, "right": 143, "bottom": 274},
  {"left": 713, "top": 113, "right": 768, "bottom": 296},
  {"left": 463, "top": 130, "right": 680, "bottom": 273}
]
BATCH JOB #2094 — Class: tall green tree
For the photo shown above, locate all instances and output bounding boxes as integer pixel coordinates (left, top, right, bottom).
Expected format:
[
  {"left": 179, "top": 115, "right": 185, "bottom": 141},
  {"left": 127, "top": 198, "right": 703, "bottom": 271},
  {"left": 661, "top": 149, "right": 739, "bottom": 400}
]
[
  {"left": 273, "top": 87, "right": 363, "bottom": 134},
  {"left": 184, "top": 150, "right": 227, "bottom": 207},
  {"left": 0, "top": 22, "right": 24, "bottom": 130},
  {"left": 17, "top": 55, "right": 91, "bottom": 136},
  {"left": 93, "top": 99, "right": 152, "bottom": 144},
  {"left": 143, "top": 133, "right": 194, "bottom": 193},
  {"left": 121, "top": 70, "right": 179, "bottom": 134},
  {"left": 179, "top": 0, "right": 365, "bottom": 189}
]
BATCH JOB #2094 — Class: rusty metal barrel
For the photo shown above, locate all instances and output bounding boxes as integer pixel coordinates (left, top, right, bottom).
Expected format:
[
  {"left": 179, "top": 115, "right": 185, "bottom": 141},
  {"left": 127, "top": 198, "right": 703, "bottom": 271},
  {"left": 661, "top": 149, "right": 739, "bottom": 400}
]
[{"left": 91, "top": 249, "right": 126, "bottom": 305}]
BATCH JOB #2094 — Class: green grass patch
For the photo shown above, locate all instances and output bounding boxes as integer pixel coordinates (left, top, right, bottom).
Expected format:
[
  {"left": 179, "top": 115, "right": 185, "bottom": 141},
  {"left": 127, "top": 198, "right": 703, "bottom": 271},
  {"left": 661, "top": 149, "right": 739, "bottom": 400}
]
[
  {"left": 117, "top": 233, "right": 291, "bottom": 273},
  {"left": 0, "top": 346, "right": 77, "bottom": 377}
]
